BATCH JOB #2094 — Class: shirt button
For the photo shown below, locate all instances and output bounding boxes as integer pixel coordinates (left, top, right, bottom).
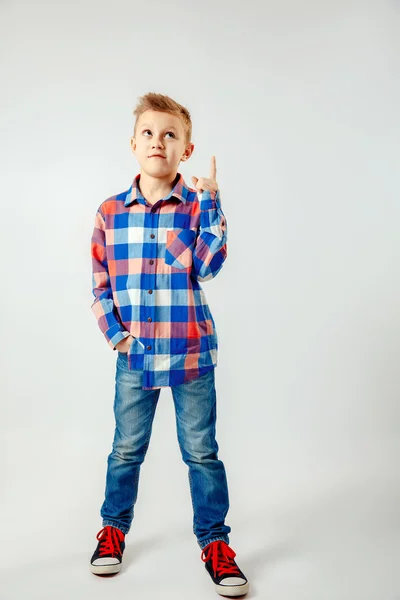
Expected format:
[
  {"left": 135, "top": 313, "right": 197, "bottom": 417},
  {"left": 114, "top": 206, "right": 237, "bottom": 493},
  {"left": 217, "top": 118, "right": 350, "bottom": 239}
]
[
  {"left": 150, "top": 233, "right": 155, "bottom": 239},
  {"left": 149, "top": 259, "right": 154, "bottom": 264},
  {"left": 147, "top": 317, "right": 152, "bottom": 322},
  {"left": 148, "top": 289, "right": 153, "bottom": 294},
  {"left": 147, "top": 345, "right": 152, "bottom": 350}
]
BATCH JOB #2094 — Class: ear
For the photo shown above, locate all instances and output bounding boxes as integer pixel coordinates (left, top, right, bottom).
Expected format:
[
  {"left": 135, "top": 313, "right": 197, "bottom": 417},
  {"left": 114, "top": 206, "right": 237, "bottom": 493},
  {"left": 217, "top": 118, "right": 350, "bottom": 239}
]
[{"left": 182, "top": 142, "right": 194, "bottom": 161}]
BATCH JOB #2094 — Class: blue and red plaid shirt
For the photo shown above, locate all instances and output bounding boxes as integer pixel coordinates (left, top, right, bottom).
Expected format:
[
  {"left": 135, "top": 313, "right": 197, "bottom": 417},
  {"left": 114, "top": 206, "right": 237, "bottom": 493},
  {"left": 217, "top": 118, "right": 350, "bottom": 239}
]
[{"left": 90, "top": 171, "right": 228, "bottom": 389}]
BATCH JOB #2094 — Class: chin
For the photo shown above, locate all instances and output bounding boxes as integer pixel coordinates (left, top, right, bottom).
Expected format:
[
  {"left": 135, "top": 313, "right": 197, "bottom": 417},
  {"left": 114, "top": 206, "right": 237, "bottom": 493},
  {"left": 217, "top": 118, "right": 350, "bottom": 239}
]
[{"left": 147, "top": 161, "right": 168, "bottom": 170}]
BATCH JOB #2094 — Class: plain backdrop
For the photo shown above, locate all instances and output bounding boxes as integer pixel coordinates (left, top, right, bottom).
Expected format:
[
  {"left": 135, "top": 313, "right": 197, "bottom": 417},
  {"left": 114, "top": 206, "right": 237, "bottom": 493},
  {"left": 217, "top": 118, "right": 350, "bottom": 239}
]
[{"left": 1, "top": 1, "right": 399, "bottom": 598}]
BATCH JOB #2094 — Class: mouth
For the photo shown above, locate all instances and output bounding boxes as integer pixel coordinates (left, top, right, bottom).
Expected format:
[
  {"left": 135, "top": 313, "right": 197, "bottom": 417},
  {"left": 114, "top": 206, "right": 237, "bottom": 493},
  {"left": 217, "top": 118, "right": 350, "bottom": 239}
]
[{"left": 148, "top": 155, "right": 166, "bottom": 159}]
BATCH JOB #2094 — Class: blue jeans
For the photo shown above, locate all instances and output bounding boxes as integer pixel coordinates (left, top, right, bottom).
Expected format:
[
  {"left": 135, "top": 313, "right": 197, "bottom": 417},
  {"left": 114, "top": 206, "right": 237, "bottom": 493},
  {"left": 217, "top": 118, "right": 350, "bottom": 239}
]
[{"left": 100, "top": 352, "right": 231, "bottom": 550}]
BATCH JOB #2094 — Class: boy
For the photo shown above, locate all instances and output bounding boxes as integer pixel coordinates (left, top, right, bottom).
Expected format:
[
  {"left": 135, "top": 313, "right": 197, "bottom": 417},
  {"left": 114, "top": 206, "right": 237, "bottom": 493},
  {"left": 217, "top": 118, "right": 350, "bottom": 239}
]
[{"left": 89, "top": 92, "right": 249, "bottom": 597}]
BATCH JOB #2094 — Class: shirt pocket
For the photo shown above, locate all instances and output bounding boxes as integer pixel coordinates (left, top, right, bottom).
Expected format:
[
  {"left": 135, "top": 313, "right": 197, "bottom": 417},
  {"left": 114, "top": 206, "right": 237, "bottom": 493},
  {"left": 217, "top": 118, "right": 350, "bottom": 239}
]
[{"left": 165, "top": 227, "right": 197, "bottom": 270}]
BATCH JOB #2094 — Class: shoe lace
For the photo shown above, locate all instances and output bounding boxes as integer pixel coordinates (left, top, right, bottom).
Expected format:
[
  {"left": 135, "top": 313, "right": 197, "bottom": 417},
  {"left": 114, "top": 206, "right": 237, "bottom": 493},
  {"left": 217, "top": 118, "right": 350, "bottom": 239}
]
[
  {"left": 201, "top": 540, "right": 242, "bottom": 578},
  {"left": 97, "top": 525, "right": 125, "bottom": 557}
]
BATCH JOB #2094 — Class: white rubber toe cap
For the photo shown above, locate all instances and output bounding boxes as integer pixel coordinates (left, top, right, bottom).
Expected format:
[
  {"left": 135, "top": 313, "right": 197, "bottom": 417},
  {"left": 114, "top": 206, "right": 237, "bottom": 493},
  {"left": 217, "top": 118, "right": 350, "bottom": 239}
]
[
  {"left": 92, "top": 557, "right": 120, "bottom": 565},
  {"left": 220, "top": 576, "right": 247, "bottom": 585}
]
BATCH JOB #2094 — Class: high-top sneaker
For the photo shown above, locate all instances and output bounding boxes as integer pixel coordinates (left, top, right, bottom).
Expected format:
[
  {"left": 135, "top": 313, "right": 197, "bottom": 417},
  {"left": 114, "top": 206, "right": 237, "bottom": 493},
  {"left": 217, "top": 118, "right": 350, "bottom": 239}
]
[
  {"left": 90, "top": 525, "right": 126, "bottom": 575},
  {"left": 201, "top": 540, "right": 249, "bottom": 597}
]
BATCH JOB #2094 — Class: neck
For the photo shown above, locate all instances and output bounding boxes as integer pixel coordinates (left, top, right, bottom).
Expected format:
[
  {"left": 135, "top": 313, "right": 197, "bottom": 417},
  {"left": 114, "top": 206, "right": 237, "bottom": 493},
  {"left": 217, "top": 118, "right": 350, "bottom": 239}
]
[{"left": 138, "top": 171, "right": 179, "bottom": 203}]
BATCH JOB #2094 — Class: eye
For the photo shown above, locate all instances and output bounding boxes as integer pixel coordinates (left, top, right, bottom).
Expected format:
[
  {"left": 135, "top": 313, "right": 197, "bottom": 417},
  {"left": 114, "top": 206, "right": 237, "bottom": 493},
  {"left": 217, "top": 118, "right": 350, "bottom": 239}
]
[{"left": 142, "top": 129, "right": 175, "bottom": 138}]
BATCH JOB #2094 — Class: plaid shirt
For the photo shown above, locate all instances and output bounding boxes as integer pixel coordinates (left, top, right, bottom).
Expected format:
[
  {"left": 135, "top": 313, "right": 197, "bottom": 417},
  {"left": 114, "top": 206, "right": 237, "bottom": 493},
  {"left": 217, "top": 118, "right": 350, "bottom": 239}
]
[{"left": 90, "top": 171, "right": 228, "bottom": 390}]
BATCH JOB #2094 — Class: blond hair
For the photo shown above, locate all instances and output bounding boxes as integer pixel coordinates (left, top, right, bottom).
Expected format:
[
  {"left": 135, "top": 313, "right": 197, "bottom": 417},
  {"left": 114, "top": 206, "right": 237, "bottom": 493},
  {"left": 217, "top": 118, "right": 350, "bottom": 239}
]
[{"left": 132, "top": 92, "right": 192, "bottom": 145}]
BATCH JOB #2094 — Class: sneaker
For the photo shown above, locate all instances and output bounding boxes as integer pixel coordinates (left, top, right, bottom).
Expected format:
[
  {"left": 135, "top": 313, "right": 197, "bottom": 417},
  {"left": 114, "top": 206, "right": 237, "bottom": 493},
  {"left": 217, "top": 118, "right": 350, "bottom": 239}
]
[
  {"left": 201, "top": 540, "right": 249, "bottom": 596},
  {"left": 90, "top": 525, "right": 126, "bottom": 575}
]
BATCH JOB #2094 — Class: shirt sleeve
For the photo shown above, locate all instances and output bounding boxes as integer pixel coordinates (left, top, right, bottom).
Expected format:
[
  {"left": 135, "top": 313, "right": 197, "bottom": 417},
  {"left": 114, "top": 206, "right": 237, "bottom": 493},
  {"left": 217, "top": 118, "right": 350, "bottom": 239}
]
[
  {"left": 191, "top": 189, "right": 228, "bottom": 282},
  {"left": 91, "top": 208, "right": 130, "bottom": 350}
]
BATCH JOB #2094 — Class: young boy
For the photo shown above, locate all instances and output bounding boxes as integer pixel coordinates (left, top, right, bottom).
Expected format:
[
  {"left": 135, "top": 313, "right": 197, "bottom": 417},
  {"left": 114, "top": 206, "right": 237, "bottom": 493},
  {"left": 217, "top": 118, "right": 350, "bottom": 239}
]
[{"left": 89, "top": 92, "right": 249, "bottom": 597}]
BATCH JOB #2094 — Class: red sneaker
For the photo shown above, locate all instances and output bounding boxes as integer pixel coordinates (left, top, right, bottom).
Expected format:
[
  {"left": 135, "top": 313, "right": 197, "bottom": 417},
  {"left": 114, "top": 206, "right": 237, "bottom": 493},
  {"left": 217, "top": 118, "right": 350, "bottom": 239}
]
[
  {"left": 201, "top": 540, "right": 249, "bottom": 596},
  {"left": 90, "top": 525, "right": 126, "bottom": 575}
]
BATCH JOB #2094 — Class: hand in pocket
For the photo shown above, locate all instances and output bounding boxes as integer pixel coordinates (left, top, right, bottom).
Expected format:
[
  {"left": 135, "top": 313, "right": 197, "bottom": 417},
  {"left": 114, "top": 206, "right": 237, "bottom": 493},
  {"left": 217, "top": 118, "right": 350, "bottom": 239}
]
[{"left": 115, "top": 335, "right": 134, "bottom": 353}]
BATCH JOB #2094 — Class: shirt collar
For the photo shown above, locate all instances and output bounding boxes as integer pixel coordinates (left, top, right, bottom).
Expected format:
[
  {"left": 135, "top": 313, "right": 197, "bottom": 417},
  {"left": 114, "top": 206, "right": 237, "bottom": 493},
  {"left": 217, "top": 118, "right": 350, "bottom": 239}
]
[{"left": 124, "top": 172, "right": 190, "bottom": 207}]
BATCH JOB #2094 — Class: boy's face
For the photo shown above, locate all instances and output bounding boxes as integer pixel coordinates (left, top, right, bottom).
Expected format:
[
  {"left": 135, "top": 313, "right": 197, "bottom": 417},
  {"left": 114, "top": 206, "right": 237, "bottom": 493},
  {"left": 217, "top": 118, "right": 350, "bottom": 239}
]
[{"left": 130, "top": 109, "right": 194, "bottom": 178}]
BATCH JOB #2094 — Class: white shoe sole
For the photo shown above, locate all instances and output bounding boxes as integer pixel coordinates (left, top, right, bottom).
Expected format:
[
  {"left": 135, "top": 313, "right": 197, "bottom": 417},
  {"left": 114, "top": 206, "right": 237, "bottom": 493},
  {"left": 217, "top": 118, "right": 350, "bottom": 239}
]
[
  {"left": 90, "top": 562, "right": 122, "bottom": 575},
  {"left": 215, "top": 579, "right": 249, "bottom": 596}
]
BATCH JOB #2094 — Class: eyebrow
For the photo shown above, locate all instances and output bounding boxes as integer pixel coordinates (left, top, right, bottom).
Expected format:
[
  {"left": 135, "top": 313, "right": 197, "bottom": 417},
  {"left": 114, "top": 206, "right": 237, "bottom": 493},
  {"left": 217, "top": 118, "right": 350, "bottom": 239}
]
[{"left": 140, "top": 123, "right": 178, "bottom": 131}]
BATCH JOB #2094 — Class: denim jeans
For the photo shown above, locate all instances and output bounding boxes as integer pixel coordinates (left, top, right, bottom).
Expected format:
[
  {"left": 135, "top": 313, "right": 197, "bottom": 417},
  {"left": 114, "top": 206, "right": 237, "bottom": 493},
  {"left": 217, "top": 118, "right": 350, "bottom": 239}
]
[{"left": 100, "top": 351, "right": 231, "bottom": 550}]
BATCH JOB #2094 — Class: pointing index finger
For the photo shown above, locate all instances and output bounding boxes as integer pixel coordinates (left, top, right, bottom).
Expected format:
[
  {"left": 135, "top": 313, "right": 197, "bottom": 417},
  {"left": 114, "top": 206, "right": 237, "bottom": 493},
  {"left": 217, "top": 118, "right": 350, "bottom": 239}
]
[{"left": 210, "top": 155, "right": 217, "bottom": 180}]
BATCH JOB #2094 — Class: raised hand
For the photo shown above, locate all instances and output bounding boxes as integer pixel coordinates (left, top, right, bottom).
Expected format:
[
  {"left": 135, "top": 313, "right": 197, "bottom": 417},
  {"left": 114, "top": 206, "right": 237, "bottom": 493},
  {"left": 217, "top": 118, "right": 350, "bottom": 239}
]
[{"left": 191, "top": 156, "right": 218, "bottom": 193}]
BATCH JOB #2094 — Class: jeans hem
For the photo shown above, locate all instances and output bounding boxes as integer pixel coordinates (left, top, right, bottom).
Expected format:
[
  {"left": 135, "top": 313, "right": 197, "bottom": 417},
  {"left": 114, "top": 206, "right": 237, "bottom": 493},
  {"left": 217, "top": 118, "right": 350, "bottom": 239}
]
[
  {"left": 198, "top": 535, "right": 230, "bottom": 550},
  {"left": 102, "top": 520, "right": 129, "bottom": 535}
]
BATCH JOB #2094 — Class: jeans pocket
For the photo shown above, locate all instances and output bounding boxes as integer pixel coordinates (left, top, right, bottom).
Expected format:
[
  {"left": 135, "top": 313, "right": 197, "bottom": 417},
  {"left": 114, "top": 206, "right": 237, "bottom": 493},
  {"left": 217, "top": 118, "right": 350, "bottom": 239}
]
[{"left": 165, "top": 228, "right": 197, "bottom": 270}]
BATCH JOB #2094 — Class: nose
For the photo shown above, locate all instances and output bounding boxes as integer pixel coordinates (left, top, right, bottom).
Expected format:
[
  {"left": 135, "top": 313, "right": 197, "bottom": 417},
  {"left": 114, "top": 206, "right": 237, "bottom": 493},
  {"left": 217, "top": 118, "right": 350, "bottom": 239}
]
[{"left": 151, "top": 136, "right": 164, "bottom": 148}]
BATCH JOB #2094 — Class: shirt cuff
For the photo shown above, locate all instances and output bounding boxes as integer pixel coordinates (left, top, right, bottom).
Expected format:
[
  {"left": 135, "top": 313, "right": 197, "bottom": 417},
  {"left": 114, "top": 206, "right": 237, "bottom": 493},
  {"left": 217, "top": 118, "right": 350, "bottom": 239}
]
[
  {"left": 107, "top": 328, "right": 131, "bottom": 350},
  {"left": 198, "top": 189, "right": 221, "bottom": 211}
]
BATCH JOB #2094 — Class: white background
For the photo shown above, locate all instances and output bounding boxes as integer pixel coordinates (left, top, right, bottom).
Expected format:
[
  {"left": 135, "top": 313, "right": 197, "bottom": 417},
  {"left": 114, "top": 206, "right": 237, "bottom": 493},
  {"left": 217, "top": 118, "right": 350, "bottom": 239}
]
[{"left": 1, "top": 1, "right": 399, "bottom": 598}]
